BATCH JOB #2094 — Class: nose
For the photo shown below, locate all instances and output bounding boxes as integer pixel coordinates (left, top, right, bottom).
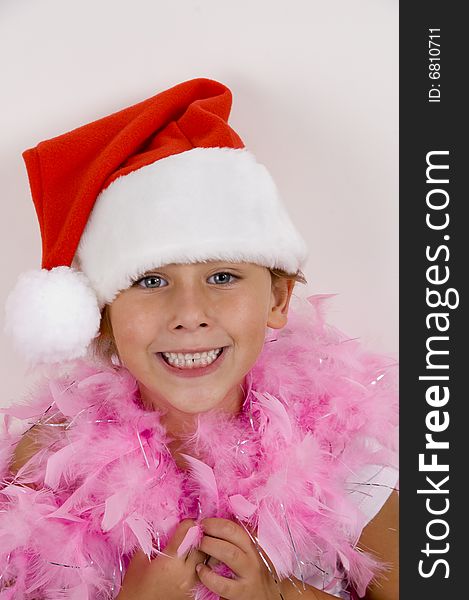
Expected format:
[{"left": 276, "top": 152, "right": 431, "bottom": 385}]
[{"left": 167, "top": 282, "right": 213, "bottom": 332}]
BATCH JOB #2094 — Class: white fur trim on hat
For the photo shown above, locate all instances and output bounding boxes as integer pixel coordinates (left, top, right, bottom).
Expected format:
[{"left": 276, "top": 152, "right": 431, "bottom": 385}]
[
  {"left": 4, "top": 267, "right": 101, "bottom": 364},
  {"left": 77, "top": 147, "right": 308, "bottom": 305}
]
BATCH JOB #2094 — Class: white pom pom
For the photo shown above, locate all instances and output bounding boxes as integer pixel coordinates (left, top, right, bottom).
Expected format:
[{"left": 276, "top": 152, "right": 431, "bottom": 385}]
[{"left": 4, "top": 267, "right": 101, "bottom": 364}]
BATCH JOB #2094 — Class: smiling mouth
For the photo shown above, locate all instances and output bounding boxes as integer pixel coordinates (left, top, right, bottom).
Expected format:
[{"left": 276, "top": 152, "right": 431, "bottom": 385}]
[{"left": 159, "top": 347, "right": 225, "bottom": 369}]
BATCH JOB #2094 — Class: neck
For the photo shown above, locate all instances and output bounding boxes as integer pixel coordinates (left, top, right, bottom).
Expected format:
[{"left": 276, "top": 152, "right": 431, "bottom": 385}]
[{"left": 138, "top": 382, "right": 247, "bottom": 469}]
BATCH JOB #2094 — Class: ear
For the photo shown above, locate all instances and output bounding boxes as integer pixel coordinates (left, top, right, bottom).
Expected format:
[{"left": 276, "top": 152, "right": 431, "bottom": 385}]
[{"left": 267, "top": 278, "right": 295, "bottom": 329}]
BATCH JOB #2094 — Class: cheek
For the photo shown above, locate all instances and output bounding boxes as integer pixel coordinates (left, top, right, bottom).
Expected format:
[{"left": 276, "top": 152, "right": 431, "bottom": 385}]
[
  {"left": 230, "top": 295, "right": 270, "bottom": 346},
  {"left": 110, "top": 303, "right": 153, "bottom": 353}
]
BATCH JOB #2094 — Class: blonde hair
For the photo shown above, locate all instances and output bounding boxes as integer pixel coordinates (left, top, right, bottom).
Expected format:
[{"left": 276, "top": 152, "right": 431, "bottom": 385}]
[{"left": 91, "top": 267, "right": 307, "bottom": 366}]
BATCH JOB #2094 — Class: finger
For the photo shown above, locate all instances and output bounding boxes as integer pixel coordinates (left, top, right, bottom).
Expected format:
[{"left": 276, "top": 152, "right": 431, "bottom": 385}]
[
  {"left": 125, "top": 550, "right": 150, "bottom": 573},
  {"left": 205, "top": 555, "right": 220, "bottom": 569},
  {"left": 199, "top": 535, "right": 248, "bottom": 576},
  {"left": 228, "top": 520, "right": 276, "bottom": 573},
  {"left": 165, "top": 519, "right": 197, "bottom": 556},
  {"left": 185, "top": 547, "right": 207, "bottom": 566},
  {"left": 196, "top": 562, "right": 237, "bottom": 600},
  {"left": 201, "top": 518, "right": 253, "bottom": 554}
]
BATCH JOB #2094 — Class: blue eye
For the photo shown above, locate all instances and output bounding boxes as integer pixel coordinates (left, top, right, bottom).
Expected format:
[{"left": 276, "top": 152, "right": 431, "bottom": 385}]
[
  {"left": 134, "top": 271, "right": 238, "bottom": 289},
  {"left": 208, "top": 272, "right": 237, "bottom": 285},
  {"left": 135, "top": 275, "right": 168, "bottom": 289}
]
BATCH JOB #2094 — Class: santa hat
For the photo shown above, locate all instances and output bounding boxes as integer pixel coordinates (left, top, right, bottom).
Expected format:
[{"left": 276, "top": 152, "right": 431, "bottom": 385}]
[{"left": 5, "top": 77, "right": 308, "bottom": 364}]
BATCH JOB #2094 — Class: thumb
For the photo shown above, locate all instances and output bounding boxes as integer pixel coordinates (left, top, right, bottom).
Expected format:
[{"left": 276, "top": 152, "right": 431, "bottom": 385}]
[{"left": 165, "top": 519, "right": 198, "bottom": 555}]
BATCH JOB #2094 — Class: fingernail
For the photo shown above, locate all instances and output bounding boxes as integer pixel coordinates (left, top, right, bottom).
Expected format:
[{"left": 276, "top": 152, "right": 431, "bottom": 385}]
[{"left": 196, "top": 563, "right": 203, "bottom": 573}]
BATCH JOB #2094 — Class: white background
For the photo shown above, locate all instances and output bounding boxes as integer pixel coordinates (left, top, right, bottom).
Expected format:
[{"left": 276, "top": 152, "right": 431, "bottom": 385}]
[{"left": 0, "top": 0, "right": 398, "bottom": 405}]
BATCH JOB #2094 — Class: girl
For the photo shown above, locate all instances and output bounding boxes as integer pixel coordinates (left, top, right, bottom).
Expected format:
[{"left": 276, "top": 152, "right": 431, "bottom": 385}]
[{"left": 1, "top": 78, "right": 398, "bottom": 599}]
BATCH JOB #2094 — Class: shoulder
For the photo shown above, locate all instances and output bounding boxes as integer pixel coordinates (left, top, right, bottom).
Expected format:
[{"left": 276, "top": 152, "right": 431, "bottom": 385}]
[
  {"left": 346, "top": 461, "right": 399, "bottom": 525},
  {"left": 9, "top": 424, "right": 54, "bottom": 476},
  {"left": 6, "top": 360, "right": 121, "bottom": 476},
  {"left": 358, "top": 490, "right": 399, "bottom": 600},
  {"left": 9, "top": 418, "right": 68, "bottom": 479}
]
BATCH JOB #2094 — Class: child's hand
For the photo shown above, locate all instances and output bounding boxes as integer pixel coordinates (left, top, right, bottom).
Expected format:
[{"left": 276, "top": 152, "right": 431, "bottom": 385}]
[
  {"left": 116, "top": 519, "right": 208, "bottom": 600},
  {"left": 196, "top": 518, "right": 281, "bottom": 600}
]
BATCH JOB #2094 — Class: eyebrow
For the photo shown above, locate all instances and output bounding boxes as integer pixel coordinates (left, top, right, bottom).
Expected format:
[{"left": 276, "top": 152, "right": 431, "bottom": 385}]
[{"left": 140, "top": 263, "right": 247, "bottom": 275}]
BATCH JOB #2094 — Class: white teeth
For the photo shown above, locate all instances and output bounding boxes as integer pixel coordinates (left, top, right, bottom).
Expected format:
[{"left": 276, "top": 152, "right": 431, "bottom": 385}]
[{"left": 161, "top": 348, "right": 223, "bottom": 369}]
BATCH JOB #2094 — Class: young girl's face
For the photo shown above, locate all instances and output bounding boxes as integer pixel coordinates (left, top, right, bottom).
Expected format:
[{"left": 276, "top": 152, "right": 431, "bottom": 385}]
[{"left": 108, "top": 262, "right": 293, "bottom": 417}]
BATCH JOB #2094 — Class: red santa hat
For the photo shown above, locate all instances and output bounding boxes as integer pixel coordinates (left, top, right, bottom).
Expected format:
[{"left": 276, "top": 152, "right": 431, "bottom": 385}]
[{"left": 5, "top": 77, "right": 308, "bottom": 364}]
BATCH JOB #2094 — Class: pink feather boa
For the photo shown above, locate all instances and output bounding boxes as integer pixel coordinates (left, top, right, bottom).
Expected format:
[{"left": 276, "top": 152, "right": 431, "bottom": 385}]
[{"left": 0, "top": 295, "right": 398, "bottom": 599}]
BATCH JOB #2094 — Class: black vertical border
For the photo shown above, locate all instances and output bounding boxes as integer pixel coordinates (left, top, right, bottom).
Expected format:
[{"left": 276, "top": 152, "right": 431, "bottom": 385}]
[{"left": 400, "top": 3, "right": 465, "bottom": 598}]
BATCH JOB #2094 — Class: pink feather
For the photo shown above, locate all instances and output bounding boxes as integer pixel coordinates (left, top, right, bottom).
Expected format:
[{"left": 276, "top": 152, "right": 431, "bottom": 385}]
[
  {"left": 179, "top": 453, "right": 219, "bottom": 516},
  {"left": 176, "top": 523, "right": 203, "bottom": 557},
  {"left": 102, "top": 490, "right": 131, "bottom": 532},
  {"left": 252, "top": 391, "right": 293, "bottom": 443},
  {"left": 0, "top": 403, "right": 48, "bottom": 419},
  {"left": 257, "top": 502, "right": 294, "bottom": 579},
  {"left": 44, "top": 442, "right": 78, "bottom": 488},
  {"left": 68, "top": 583, "right": 90, "bottom": 600},
  {"left": 48, "top": 379, "right": 85, "bottom": 417},
  {"left": 228, "top": 494, "right": 257, "bottom": 519},
  {"left": 125, "top": 513, "right": 153, "bottom": 557}
]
